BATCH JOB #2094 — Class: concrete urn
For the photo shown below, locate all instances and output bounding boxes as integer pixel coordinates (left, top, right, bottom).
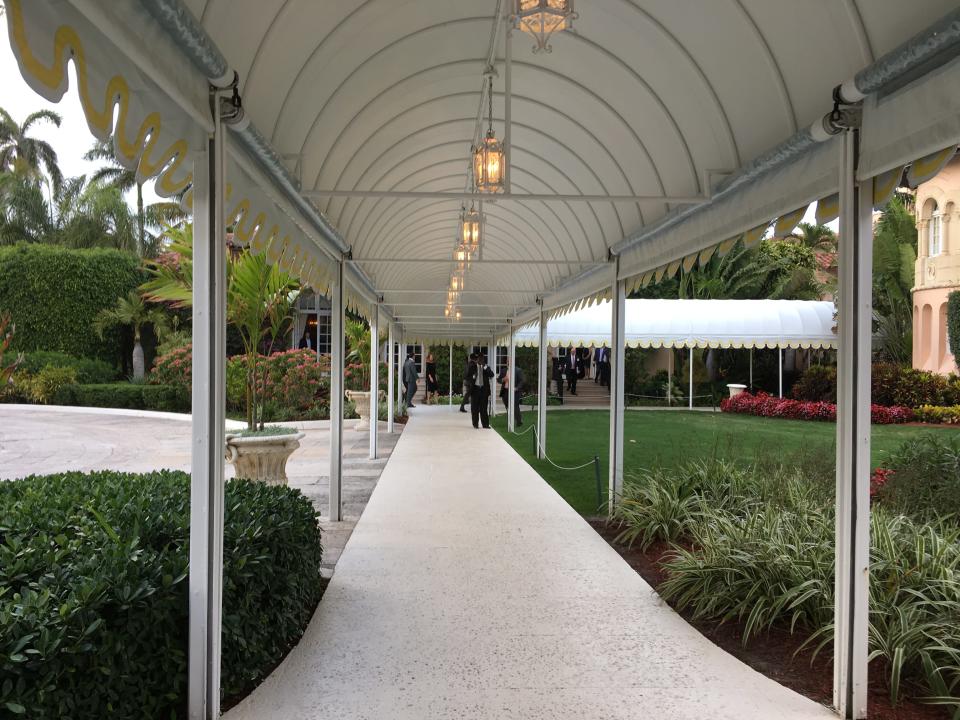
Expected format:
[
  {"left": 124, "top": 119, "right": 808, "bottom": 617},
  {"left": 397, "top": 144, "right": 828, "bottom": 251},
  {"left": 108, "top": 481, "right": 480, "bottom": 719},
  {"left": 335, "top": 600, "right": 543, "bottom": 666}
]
[
  {"left": 726, "top": 383, "right": 747, "bottom": 398},
  {"left": 345, "top": 389, "right": 384, "bottom": 430},
  {"left": 224, "top": 431, "right": 305, "bottom": 486}
]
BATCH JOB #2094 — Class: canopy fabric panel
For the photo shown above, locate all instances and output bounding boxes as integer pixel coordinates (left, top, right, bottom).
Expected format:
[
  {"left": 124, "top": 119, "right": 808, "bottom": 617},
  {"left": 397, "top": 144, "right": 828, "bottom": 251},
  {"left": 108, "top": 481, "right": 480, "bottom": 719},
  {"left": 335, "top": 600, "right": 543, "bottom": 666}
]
[{"left": 509, "top": 299, "right": 837, "bottom": 350}]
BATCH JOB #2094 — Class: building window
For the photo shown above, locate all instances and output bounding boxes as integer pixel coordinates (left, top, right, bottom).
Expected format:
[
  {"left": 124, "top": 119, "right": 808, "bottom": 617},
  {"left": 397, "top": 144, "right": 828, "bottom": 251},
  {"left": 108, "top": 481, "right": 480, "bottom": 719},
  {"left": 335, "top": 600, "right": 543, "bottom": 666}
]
[{"left": 929, "top": 203, "right": 942, "bottom": 257}]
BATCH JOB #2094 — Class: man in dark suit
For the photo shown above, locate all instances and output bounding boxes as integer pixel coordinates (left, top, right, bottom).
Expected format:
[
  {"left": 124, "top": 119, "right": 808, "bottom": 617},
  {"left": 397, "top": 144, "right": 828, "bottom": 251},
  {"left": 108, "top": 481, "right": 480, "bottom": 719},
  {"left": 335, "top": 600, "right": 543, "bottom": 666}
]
[
  {"left": 600, "top": 347, "right": 612, "bottom": 389},
  {"left": 468, "top": 353, "right": 495, "bottom": 428},
  {"left": 565, "top": 345, "right": 580, "bottom": 395},
  {"left": 551, "top": 350, "right": 565, "bottom": 400},
  {"left": 498, "top": 359, "right": 524, "bottom": 425},
  {"left": 458, "top": 353, "right": 476, "bottom": 413}
]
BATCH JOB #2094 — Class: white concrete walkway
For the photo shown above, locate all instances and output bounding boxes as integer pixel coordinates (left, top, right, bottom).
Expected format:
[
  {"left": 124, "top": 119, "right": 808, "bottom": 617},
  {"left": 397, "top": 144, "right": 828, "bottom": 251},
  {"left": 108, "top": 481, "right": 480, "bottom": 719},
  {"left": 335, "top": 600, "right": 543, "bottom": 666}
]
[{"left": 225, "top": 405, "right": 833, "bottom": 720}]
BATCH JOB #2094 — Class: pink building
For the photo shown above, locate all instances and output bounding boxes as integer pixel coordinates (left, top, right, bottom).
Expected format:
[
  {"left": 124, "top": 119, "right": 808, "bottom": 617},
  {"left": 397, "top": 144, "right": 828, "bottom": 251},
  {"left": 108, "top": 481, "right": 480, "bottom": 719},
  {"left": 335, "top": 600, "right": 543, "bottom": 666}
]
[{"left": 914, "top": 156, "right": 960, "bottom": 374}]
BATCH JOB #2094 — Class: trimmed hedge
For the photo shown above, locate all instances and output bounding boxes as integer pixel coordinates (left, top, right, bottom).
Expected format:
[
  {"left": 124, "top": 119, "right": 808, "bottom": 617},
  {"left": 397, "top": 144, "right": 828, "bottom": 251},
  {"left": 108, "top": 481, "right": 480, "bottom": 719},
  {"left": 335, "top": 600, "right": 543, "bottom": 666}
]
[
  {"left": 17, "top": 351, "right": 117, "bottom": 384},
  {"left": 51, "top": 382, "right": 189, "bottom": 412},
  {"left": 0, "top": 470, "right": 323, "bottom": 718},
  {"left": 914, "top": 404, "right": 960, "bottom": 425},
  {"left": 0, "top": 245, "right": 143, "bottom": 361},
  {"left": 950, "top": 291, "right": 960, "bottom": 363}
]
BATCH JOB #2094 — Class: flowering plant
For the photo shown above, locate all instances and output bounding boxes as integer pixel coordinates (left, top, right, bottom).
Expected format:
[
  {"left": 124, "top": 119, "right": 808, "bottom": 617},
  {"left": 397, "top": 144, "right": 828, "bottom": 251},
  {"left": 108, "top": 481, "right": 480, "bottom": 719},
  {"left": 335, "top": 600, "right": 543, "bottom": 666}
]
[{"left": 720, "top": 391, "right": 914, "bottom": 425}]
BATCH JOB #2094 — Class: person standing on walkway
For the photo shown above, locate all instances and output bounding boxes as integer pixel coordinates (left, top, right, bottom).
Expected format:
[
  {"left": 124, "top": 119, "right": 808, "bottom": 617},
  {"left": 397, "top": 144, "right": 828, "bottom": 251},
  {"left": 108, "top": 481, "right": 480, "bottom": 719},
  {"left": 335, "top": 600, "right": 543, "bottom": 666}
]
[
  {"left": 565, "top": 345, "right": 580, "bottom": 395},
  {"left": 458, "top": 352, "right": 476, "bottom": 413},
  {"left": 498, "top": 359, "right": 524, "bottom": 425},
  {"left": 424, "top": 352, "right": 438, "bottom": 404},
  {"left": 551, "top": 350, "right": 565, "bottom": 400},
  {"left": 468, "top": 353, "right": 494, "bottom": 428},
  {"left": 403, "top": 350, "right": 418, "bottom": 407}
]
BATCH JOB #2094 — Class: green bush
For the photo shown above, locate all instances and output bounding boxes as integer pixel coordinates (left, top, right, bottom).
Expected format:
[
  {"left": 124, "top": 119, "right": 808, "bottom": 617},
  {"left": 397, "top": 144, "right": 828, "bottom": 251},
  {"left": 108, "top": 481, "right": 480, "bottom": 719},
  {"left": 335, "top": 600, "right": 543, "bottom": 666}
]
[
  {"left": 791, "top": 364, "right": 837, "bottom": 403},
  {"left": 913, "top": 404, "right": 960, "bottom": 425},
  {"left": 878, "top": 434, "right": 960, "bottom": 520},
  {"left": 0, "top": 470, "right": 323, "bottom": 718},
  {"left": 948, "top": 291, "right": 960, "bottom": 362},
  {"left": 27, "top": 365, "right": 78, "bottom": 404},
  {"left": 51, "top": 382, "right": 189, "bottom": 412},
  {"left": 0, "top": 245, "right": 143, "bottom": 361},
  {"left": 17, "top": 351, "right": 117, "bottom": 384}
]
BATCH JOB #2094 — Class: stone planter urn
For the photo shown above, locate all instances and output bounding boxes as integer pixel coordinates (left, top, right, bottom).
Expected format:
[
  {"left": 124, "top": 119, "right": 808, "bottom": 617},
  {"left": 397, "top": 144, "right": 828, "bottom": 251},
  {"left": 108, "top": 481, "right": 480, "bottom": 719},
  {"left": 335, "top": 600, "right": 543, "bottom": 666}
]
[
  {"left": 345, "top": 389, "right": 384, "bottom": 430},
  {"left": 726, "top": 383, "right": 747, "bottom": 398},
  {"left": 224, "top": 431, "right": 305, "bottom": 485}
]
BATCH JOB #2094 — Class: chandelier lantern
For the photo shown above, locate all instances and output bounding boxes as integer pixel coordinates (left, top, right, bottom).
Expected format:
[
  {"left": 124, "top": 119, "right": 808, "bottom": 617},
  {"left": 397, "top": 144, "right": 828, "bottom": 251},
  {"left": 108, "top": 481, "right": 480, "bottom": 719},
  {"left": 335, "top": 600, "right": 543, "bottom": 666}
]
[
  {"left": 472, "top": 74, "right": 505, "bottom": 193},
  {"left": 513, "top": 0, "right": 576, "bottom": 53}
]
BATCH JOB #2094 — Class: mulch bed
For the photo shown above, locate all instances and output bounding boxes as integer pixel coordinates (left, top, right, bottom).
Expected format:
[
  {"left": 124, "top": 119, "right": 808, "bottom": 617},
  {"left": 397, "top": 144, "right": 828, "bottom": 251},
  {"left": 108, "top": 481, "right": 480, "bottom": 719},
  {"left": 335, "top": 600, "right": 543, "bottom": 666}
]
[{"left": 589, "top": 520, "right": 950, "bottom": 720}]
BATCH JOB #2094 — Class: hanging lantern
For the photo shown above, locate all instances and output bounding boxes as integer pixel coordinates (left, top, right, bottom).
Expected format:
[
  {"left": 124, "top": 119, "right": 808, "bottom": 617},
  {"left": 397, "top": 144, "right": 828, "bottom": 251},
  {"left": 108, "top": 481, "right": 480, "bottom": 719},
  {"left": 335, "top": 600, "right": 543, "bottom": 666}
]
[
  {"left": 472, "top": 74, "right": 505, "bottom": 193},
  {"left": 450, "top": 274, "right": 464, "bottom": 293},
  {"left": 454, "top": 243, "right": 472, "bottom": 272},
  {"left": 514, "top": 0, "right": 576, "bottom": 53},
  {"left": 460, "top": 207, "right": 481, "bottom": 253}
]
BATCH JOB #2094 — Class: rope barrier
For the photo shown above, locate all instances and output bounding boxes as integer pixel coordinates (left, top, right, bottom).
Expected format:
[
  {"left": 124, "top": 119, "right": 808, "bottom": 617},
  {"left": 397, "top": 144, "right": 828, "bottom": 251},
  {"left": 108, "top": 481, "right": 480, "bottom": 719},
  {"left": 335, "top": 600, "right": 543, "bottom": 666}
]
[{"left": 531, "top": 426, "right": 596, "bottom": 471}]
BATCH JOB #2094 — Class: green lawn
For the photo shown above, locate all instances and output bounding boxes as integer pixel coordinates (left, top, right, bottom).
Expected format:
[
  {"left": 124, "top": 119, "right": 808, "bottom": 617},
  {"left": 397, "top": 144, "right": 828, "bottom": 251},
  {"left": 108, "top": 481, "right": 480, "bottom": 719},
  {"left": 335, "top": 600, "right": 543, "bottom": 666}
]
[{"left": 491, "top": 410, "right": 960, "bottom": 516}]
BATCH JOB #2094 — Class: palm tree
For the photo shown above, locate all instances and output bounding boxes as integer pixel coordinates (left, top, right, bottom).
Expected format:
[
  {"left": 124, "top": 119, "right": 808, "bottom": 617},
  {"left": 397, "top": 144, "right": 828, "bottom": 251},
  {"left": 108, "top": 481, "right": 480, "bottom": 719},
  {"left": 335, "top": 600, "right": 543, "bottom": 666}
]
[
  {"left": 345, "top": 319, "right": 372, "bottom": 389},
  {"left": 93, "top": 291, "right": 170, "bottom": 380},
  {"left": 0, "top": 108, "right": 63, "bottom": 194},
  {"left": 788, "top": 222, "right": 837, "bottom": 252},
  {"left": 84, "top": 140, "right": 187, "bottom": 256},
  {"left": 141, "top": 224, "right": 300, "bottom": 427}
]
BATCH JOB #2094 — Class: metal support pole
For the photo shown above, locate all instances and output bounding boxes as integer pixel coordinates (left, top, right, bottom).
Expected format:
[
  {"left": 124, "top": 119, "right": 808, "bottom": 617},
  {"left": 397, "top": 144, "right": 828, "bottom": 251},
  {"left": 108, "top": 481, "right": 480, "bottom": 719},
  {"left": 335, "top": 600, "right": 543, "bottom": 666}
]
[
  {"left": 508, "top": 322, "right": 516, "bottom": 432},
  {"left": 536, "top": 302, "right": 548, "bottom": 458},
  {"left": 329, "top": 260, "right": 344, "bottom": 522},
  {"left": 490, "top": 336, "right": 498, "bottom": 417},
  {"left": 504, "top": 24, "right": 512, "bottom": 194},
  {"left": 749, "top": 348, "right": 754, "bottom": 391},
  {"left": 667, "top": 350, "right": 672, "bottom": 406},
  {"left": 688, "top": 347, "right": 694, "bottom": 410},
  {"left": 396, "top": 333, "right": 403, "bottom": 413},
  {"left": 779, "top": 348, "right": 783, "bottom": 398},
  {"left": 834, "top": 126, "right": 870, "bottom": 720},
  {"left": 369, "top": 303, "right": 379, "bottom": 459},
  {"left": 609, "top": 258, "right": 626, "bottom": 513},
  {"left": 448, "top": 340, "right": 453, "bottom": 407},
  {"left": 386, "top": 323, "right": 395, "bottom": 434},
  {"left": 188, "top": 116, "right": 226, "bottom": 720}
]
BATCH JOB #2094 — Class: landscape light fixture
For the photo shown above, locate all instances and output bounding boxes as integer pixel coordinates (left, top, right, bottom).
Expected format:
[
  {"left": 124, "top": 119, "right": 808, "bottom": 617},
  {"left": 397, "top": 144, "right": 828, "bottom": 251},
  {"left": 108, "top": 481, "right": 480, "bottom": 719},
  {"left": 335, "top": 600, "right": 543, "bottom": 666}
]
[
  {"left": 513, "top": 0, "right": 576, "bottom": 53},
  {"left": 472, "top": 74, "right": 505, "bottom": 193}
]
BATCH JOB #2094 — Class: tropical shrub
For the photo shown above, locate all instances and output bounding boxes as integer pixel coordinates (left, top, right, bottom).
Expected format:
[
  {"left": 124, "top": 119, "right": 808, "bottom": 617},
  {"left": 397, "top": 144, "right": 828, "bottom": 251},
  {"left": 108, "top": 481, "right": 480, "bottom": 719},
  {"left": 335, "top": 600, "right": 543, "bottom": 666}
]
[
  {"left": 876, "top": 435, "right": 960, "bottom": 520},
  {"left": 0, "top": 244, "right": 143, "bottom": 361},
  {"left": 790, "top": 364, "right": 836, "bottom": 403},
  {"left": 614, "top": 460, "right": 960, "bottom": 710},
  {"left": 720, "top": 391, "right": 913, "bottom": 424},
  {"left": 16, "top": 351, "right": 116, "bottom": 384},
  {"left": 913, "top": 404, "right": 960, "bottom": 424},
  {"left": 149, "top": 343, "right": 192, "bottom": 389},
  {"left": 26, "top": 365, "right": 77, "bottom": 404},
  {"left": 949, "top": 291, "right": 960, "bottom": 362},
  {"left": 51, "top": 382, "right": 189, "bottom": 412},
  {"left": 871, "top": 362, "right": 957, "bottom": 408},
  {"left": 0, "top": 470, "right": 323, "bottom": 719}
]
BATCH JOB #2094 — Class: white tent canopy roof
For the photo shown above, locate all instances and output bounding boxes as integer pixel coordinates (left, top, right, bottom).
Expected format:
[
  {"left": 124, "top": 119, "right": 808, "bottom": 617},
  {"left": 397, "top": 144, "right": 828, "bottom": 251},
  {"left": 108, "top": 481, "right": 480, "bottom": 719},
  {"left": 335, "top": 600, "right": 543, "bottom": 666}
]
[{"left": 511, "top": 299, "right": 837, "bottom": 350}]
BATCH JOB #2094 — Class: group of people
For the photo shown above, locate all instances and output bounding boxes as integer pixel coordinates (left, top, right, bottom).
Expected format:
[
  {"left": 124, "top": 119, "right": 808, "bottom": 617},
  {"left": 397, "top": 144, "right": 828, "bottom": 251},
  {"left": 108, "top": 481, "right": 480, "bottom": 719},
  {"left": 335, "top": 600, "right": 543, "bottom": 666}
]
[{"left": 549, "top": 346, "right": 611, "bottom": 398}]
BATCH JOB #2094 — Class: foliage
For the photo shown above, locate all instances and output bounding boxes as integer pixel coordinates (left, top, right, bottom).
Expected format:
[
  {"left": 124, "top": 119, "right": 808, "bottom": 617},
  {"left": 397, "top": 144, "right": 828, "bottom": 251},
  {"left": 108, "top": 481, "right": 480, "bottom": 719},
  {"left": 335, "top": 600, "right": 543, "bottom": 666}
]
[
  {"left": 614, "top": 458, "right": 960, "bottom": 709},
  {"left": 344, "top": 319, "right": 372, "bottom": 389},
  {"left": 15, "top": 351, "right": 116, "bottom": 384},
  {"left": 51, "top": 382, "right": 190, "bottom": 412},
  {"left": 148, "top": 343, "right": 192, "bottom": 389},
  {"left": 234, "top": 425, "right": 299, "bottom": 437},
  {"left": 25, "top": 365, "right": 77, "bottom": 404},
  {"left": 93, "top": 291, "right": 168, "bottom": 346},
  {"left": 720, "top": 390, "right": 914, "bottom": 424},
  {"left": 0, "top": 470, "right": 323, "bottom": 718},
  {"left": 0, "top": 244, "right": 143, "bottom": 362},
  {"left": 872, "top": 362, "right": 960, "bottom": 408},
  {"left": 142, "top": 225, "right": 299, "bottom": 428},
  {"left": 0, "top": 108, "right": 62, "bottom": 193},
  {"left": 790, "top": 364, "right": 836, "bottom": 403},
  {"left": 787, "top": 222, "right": 837, "bottom": 252},
  {"left": 873, "top": 196, "right": 918, "bottom": 363},
  {"left": 913, "top": 404, "right": 960, "bottom": 425},
  {"left": 877, "top": 435, "right": 960, "bottom": 520},
  {"left": 0, "top": 311, "right": 22, "bottom": 388},
  {"left": 949, "top": 291, "right": 960, "bottom": 363}
]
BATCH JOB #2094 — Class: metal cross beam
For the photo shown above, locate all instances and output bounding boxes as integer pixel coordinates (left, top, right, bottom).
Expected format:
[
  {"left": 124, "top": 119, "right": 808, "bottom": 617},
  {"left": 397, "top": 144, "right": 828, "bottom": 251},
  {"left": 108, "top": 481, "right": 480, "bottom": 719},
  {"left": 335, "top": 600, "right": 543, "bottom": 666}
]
[{"left": 350, "top": 257, "right": 607, "bottom": 266}]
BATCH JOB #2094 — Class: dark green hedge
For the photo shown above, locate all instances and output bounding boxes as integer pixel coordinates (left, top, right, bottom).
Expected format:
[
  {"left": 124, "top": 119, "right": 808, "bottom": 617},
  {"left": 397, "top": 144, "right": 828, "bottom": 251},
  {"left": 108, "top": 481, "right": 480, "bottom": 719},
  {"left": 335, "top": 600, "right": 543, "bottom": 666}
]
[
  {"left": 948, "top": 291, "right": 960, "bottom": 363},
  {"left": 18, "top": 351, "right": 117, "bottom": 384},
  {"left": 0, "top": 245, "right": 143, "bottom": 361},
  {"left": 51, "top": 383, "right": 190, "bottom": 412},
  {"left": 0, "top": 470, "right": 324, "bottom": 719}
]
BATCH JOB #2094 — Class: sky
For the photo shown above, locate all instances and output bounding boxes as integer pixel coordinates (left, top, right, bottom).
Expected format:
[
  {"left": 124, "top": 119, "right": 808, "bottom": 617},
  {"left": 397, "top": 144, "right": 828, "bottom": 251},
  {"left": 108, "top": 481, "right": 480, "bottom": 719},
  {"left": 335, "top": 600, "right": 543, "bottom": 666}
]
[{"left": 0, "top": 30, "right": 160, "bottom": 207}]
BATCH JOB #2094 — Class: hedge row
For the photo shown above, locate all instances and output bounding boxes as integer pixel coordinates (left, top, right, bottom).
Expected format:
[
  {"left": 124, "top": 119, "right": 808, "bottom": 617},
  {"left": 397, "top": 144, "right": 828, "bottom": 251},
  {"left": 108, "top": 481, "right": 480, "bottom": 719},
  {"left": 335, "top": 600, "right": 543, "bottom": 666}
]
[
  {"left": 0, "top": 245, "right": 143, "bottom": 361},
  {"left": 792, "top": 362, "right": 960, "bottom": 408},
  {"left": 0, "top": 470, "right": 324, "bottom": 719},
  {"left": 51, "top": 383, "right": 190, "bottom": 412},
  {"left": 720, "top": 391, "right": 914, "bottom": 424},
  {"left": 16, "top": 351, "right": 117, "bottom": 384}
]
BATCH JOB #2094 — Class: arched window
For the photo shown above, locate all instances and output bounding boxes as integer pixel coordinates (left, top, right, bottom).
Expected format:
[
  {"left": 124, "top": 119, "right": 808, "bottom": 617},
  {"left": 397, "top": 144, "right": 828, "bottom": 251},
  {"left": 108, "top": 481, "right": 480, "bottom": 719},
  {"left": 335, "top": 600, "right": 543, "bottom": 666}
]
[{"left": 929, "top": 201, "right": 943, "bottom": 257}]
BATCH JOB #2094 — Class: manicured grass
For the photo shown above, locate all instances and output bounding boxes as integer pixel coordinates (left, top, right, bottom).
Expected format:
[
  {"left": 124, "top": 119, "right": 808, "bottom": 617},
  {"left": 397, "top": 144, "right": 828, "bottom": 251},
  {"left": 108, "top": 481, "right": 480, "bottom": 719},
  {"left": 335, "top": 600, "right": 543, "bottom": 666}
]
[{"left": 491, "top": 409, "right": 960, "bottom": 516}]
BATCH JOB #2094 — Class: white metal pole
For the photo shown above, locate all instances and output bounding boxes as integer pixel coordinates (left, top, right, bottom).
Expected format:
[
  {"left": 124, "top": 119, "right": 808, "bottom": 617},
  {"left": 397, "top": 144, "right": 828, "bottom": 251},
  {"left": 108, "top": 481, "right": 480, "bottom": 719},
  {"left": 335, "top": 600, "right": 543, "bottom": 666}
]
[
  {"left": 448, "top": 341, "right": 453, "bottom": 408},
  {"left": 386, "top": 322, "right": 395, "bottom": 434},
  {"left": 834, "top": 126, "right": 870, "bottom": 720},
  {"left": 490, "top": 336, "right": 497, "bottom": 417},
  {"left": 688, "top": 347, "right": 693, "bottom": 410},
  {"left": 368, "top": 303, "right": 379, "bottom": 459},
  {"left": 508, "top": 322, "right": 516, "bottom": 432},
  {"left": 396, "top": 333, "right": 403, "bottom": 413},
  {"left": 329, "top": 260, "right": 344, "bottom": 523},
  {"left": 778, "top": 348, "right": 783, "bottom": 398},
  {"left": 667, "top": 350, "right": 672, "bottom": 406},
  {"left": 504, "top": 23, "right": 512, "bottom": 194},
  {"left": 750, "top": 348, "right": 753, "bottom": 391},
  {"left": 536, "top": 302, "right": 548, "bottom": 458},
  {"left": 188, "top": 116, "right": 226, "bottom": 720},
  {"left": 609, "top": 258, "right": 626, "bottom": 513}
]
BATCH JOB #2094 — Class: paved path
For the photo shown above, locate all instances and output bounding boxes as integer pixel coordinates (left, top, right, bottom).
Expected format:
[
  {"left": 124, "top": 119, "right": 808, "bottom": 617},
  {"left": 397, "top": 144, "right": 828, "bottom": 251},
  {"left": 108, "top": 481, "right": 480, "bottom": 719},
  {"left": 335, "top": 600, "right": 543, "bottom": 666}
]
[
  {"left": 225, "top": 405, "right": 834, "bottom": 720},
  {"left": 0, "top": 405, "right": 402, "bottom": 572}
]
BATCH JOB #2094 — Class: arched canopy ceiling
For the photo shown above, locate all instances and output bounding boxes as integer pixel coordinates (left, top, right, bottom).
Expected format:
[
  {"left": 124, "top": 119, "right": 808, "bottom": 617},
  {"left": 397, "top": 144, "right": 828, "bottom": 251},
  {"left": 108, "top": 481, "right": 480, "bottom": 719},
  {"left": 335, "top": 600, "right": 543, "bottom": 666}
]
[{"left": 181, "top": 0, "right": 958, "bottom": 339}]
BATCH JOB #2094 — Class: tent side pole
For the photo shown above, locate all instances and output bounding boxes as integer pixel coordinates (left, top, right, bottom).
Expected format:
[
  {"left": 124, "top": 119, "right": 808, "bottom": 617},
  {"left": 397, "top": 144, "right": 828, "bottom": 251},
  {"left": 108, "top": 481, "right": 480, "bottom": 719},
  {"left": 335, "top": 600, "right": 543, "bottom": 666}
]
[
  {"left": 608, "top": 260, "right": 626, "bottom": 513},
  {"left": 508, "top": 323, "right": 516, "bottom": 431},
  {"left": 368, "top": 303, "right": 379, "bottom": 459},
  {"left": 448, "top": 341, "right": 453, "bottom": 407},
  {"left": 688, "top": 347, "right": 693, "bottom": 410},
  {"left": 329, "top": 260, "right": 344, "bottom": 522},
  {"left": 537, "top": 302, "right": 548, "bottom": 458},
  {"left": 386, "top": 323, "right": 394, "bottom": 434},
  {"left": 749, "top": 348, "right": 753, "bottom": 391},
  {"left": 779, "top": 347, "right": 783, "bottom": 398}
]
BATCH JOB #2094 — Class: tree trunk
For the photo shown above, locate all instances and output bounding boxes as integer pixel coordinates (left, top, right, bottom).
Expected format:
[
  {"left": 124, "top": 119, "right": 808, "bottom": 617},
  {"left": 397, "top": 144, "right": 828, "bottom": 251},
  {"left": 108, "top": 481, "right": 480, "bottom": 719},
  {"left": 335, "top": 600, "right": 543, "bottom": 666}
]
[
  {"left": 137, "top": 182, "right": 145, "bottom": 256},
  {"left": 132, "top": 341, "right": 145, "bottom": 380}
]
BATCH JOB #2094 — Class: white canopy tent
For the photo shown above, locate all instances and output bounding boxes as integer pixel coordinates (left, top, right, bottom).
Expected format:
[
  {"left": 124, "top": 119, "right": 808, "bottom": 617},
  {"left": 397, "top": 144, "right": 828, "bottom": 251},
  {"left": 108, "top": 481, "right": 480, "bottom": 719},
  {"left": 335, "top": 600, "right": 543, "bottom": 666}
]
[
  {"left": 510, "top": 299, "right": 837, "bottom": 349},
  {"left": 6, "top": 1, "right": 960, "bottom": 717}
]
